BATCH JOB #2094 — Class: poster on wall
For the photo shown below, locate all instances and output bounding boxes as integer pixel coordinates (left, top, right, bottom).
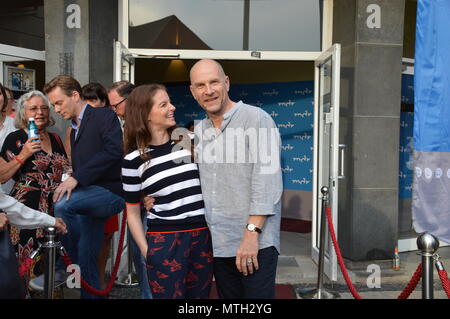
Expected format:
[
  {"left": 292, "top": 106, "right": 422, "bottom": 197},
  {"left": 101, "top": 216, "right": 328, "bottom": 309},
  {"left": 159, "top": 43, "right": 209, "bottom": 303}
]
[{"left": 4, "top": 66, "right": 35, "bottom": 92}]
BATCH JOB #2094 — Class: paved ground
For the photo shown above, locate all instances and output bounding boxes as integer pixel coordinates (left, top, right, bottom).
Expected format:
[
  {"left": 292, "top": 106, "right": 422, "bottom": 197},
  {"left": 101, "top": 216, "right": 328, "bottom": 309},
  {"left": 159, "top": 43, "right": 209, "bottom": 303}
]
[
  {"left": 37, "top": 230, "right": 450, "bottom": 299},
  {"left": 277, "top": 231, "right": 450, "bottom": 299}
]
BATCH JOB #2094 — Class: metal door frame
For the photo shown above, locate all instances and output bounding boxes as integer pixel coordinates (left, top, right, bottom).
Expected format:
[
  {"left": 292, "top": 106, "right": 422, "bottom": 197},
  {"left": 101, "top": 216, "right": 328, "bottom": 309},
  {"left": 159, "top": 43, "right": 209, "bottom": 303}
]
[
  {"left": 116, "top": 0, "right": 341, "bottom": 280},
  {"left": 311, "top": 44, "right": 341, "bottom": 281}
]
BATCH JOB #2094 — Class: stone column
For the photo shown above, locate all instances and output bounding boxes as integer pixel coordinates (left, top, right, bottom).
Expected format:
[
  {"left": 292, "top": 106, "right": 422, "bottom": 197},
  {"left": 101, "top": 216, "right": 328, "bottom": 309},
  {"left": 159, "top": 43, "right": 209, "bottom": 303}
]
[
  {"left": 44, "top": 0, "right": 89, "bottom": 137},
  {"left": 88, "top": 0, "right": 118, "bottom": 86},
  {"left": 44, "top": 0, "right": 118, "bottom": 136},
  {"left": 334, "top": 0, "right": 405, "bottom": 261}
]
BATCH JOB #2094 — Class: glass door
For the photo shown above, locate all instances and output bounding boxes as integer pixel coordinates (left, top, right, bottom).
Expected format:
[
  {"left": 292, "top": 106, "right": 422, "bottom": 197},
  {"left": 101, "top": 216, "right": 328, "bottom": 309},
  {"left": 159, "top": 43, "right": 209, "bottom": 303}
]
[{"left": 311, "top": 44, "right": 341, "bottom": 281}]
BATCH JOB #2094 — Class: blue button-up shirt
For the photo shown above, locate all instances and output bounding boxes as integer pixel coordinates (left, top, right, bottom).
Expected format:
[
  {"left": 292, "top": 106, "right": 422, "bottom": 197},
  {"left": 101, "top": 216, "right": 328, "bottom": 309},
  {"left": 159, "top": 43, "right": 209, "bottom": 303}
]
[
  {"left": 195, "top": 101, "right": 283, "bottom": 257},
  {"left": 71, "top": 104, "right": 87, "bottom": 139}
]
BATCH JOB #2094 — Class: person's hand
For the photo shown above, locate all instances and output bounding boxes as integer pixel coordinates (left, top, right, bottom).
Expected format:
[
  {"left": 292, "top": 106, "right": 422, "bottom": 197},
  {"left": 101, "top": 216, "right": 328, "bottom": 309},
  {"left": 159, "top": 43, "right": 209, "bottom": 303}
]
[
  {"left": 0, "top": 213, "right": 9, "bottom": 231},
  {"left": 53, "top": 176, "right": 78, "bottom": 202},
  {"left": 142, "top": 196, "right": 155, "bottom": 211},
  {"left": 54, "top": 217, "right": 68, "bottom": 234},
  {"left": 19, "top": 137, "right": 42, "bottom": 160},
  {"left": 141, "top": 245, "right": 148, "bottom": 259},
  {"left": 235, "top": 232, "right": 259, "bottom": 276}
]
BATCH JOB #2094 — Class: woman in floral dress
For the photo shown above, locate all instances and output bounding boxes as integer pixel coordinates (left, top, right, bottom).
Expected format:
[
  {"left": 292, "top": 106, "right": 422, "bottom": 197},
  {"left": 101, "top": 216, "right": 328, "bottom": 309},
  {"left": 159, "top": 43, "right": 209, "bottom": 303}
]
[{"left": 0, "top": 90, "right": 70, "bottom": 281}]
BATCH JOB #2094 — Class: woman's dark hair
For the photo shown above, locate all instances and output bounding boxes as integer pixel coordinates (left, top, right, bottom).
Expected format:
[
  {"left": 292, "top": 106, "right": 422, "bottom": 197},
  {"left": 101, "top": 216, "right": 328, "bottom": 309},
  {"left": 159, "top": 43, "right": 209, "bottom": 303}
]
[
  {"left": 0, "top": 82, "right": 7, "bottom": 111},
  {"left": 123, "top": 84, "right": 168, "bottom": 159},
  {"left": 82, "top": 82, "right": 110, "bottom": 106},
  {"left": 185, "top": 121, "right": 194, "bottom": 130}
]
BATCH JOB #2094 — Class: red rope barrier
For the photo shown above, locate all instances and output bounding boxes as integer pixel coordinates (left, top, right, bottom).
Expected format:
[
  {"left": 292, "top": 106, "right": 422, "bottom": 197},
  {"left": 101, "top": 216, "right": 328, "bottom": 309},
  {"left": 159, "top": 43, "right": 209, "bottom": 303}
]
[
  {"left": 324, "top": 206, "right": 362, "bottom": 299},
  {"left": 438, "top": 269, "right": 450, "bottom": 298},
  {"left": 397, "top": 263, "right": 422, "bottom": 299},
  {"left": 61, "top": 210, "right": 127, "bottom": 297},
  {"left": 324, "top": 206, "right": 422, "bottom": 299}
]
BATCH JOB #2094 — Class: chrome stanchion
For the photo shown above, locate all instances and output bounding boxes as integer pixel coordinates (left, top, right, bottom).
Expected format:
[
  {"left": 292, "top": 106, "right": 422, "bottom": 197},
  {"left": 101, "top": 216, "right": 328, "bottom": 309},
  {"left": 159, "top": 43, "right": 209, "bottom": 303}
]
[
  {"left": 298, "top": 186, "right": 340, "bottom": 299},
  {"left": 114, "top": 228, "right": 138, "bottom": 287},
  {"left": 30, "top": 242, "right": 43, "bottom": 260},
  {"left": 417, "top": 232, "right": 439, "bottom": 299},
  {"left": 43, "top": 227, "right": 57, "bottom": 299},
  {"left": 435, "top": 255, "right": 444, "bottom": 272}
]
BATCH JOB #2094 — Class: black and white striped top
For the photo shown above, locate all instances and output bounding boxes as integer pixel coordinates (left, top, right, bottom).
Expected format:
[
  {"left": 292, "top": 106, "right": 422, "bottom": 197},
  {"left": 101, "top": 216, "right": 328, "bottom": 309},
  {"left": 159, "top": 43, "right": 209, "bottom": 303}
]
[{"left": 122, "top": 140, "right": 207, "bottom": 232}]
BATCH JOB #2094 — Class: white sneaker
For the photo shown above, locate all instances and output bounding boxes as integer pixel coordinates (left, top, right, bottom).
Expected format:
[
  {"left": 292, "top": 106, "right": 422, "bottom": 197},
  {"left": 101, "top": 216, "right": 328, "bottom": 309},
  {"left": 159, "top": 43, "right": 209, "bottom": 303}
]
[{"left": 29, "top": 269, "right": 68, "bottom": 291}]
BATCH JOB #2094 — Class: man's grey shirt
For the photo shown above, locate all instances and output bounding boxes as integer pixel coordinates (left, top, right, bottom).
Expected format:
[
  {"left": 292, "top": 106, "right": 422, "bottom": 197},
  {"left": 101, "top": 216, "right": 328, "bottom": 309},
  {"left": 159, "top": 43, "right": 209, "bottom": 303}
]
[{"left": 195, "top": 101, "right": 283, "bottom": 258}]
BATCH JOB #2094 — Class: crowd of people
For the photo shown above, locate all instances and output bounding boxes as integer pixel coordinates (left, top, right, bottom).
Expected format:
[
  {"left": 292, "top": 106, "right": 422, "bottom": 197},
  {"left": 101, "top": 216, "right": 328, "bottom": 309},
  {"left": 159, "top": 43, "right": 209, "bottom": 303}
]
[{"left": 0, "top": 59, "right": 282, "bottom": 300}]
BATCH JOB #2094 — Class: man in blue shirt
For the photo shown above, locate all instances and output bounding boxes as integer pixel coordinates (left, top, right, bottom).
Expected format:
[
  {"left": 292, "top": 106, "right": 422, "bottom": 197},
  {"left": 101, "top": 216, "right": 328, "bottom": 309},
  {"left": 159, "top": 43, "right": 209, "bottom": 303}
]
[{"left": 189, "top": 59, "right": 283, "bottom": 299}]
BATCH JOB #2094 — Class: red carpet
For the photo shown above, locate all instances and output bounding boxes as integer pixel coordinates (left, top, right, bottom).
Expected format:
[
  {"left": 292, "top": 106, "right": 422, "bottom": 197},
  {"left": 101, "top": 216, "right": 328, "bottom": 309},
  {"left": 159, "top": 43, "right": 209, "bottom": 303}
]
[
  {"left": 209, "top": 282, "right": 295, "bottom": 299},
  {"left": 280, "top": 218, "right": 311, "bottom": 233}
]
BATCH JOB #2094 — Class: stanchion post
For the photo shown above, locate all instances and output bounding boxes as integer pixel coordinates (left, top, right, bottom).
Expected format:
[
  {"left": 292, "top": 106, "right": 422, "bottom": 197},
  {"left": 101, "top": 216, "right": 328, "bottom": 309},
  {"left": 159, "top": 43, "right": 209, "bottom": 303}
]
[
  {"left": 316, "top": 186, "right": 329, "bottom": 298},
  {"left": 43, "top": 227, "right": 57, "bottom": 299},
  {"left": 115, "top": 228, "right": 139, "bottom": 287},
  {"left": 298, "top": 186, "right": 340, "bottom": 299},
  {"left": 30, "top": 243, "right": 43, "bottom": 260},
  {"left": 417, "top": 232, "right": 439, "bottom": 299}
]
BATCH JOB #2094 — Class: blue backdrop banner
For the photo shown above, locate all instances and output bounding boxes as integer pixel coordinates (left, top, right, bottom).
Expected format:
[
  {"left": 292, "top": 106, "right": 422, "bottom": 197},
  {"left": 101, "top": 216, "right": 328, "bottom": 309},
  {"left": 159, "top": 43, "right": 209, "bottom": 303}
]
[
  {"left": 412, "top": 0, "right": 450, "bottom": 243},
  {"left": 168, "top": 81, "right": 314, "bottom": 191}
]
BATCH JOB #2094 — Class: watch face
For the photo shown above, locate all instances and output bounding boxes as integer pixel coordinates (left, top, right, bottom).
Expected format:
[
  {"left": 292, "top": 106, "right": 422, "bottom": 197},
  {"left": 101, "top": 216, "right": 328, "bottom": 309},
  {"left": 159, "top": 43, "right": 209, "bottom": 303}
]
[{"left": 247, "top": 224, "right": 255, "bottom": 231}]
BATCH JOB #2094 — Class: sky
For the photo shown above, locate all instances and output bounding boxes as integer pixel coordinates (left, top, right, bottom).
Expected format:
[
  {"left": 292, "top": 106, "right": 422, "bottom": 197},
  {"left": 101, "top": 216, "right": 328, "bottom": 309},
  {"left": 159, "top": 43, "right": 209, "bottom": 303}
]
[{"left": 129, "top": 0, "right": 321, "bottom": 51}]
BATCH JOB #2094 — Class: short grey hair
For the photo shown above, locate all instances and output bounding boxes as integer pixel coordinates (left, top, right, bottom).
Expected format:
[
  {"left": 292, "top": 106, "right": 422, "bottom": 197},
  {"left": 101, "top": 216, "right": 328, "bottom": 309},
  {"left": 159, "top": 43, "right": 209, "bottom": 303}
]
[{"left": 14, "top": 90, "right": 55, "bottom": 130}]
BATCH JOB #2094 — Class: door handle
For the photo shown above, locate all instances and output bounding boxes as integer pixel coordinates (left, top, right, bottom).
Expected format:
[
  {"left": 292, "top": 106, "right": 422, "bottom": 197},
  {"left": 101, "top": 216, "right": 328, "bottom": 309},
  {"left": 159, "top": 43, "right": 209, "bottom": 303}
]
[{"left": 338, "top": 144, "right": 346, "bottom": 180}]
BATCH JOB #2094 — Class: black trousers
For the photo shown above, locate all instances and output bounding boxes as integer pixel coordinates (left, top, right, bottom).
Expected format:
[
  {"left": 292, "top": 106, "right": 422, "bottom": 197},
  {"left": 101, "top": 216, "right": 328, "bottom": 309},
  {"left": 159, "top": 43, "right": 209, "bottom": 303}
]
[{"left": 213, "top": 246, "right": 278, "bottom": 299}]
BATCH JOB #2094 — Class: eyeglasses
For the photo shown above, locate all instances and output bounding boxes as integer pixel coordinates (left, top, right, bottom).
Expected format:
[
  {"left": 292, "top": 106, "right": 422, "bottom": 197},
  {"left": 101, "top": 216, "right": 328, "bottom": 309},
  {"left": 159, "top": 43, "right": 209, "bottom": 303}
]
[
  {"left": 110, "top": 97, "right": 127, "bottom": 109},
  {"left": 26, "top": 106, "right": 49, "bottom": 113}
]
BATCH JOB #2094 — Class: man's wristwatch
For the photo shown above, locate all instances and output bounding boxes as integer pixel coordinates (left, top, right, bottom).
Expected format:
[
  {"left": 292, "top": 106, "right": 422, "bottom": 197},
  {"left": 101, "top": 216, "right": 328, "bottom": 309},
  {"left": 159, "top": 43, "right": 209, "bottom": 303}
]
[{"left": 246, "top": 223, "right": 262, "bottom": 234}]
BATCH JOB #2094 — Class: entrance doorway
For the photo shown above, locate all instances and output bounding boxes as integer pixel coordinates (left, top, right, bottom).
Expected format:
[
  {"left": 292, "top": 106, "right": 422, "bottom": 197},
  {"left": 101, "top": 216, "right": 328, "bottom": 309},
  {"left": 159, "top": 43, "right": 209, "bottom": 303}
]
[{"left": 115, "top": 41, "right": 342, "bottom": 280}]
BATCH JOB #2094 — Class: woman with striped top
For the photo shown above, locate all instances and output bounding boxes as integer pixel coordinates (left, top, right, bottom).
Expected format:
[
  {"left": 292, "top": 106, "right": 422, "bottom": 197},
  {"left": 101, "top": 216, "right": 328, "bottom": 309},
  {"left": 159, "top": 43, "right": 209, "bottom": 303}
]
[{"left": 121, "top": 84, "right": 212, "bottom": 299}]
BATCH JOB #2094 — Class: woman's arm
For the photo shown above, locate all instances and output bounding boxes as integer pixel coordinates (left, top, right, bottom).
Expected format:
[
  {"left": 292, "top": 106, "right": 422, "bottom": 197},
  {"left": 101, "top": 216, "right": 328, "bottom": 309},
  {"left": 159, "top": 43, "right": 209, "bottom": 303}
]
[
  {"left": 0, "top": 137, "right": 42, "bottom": 183},
  {"left": 126, "top": 203, "right": 148, "bottom": 258},
  {"left": 0, "top": 156, "right": 22, "bottom": 183}
]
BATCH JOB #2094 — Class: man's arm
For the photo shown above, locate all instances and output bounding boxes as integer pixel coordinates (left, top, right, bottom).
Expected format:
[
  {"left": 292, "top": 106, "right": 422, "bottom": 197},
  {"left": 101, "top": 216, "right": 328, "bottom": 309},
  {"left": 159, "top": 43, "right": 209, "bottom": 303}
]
[
  {"left": 235, "top": 111, "right": 283, "bottom": 275},
  {"left": 0, "top": 191, "right": 67, "bottom": 233}
]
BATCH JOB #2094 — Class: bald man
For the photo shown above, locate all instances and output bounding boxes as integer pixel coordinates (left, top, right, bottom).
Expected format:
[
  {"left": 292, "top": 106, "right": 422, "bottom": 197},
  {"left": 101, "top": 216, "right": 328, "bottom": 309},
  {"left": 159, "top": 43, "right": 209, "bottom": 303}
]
[{"left": 189, "top": 59, "right": 283, "bottom": 299}]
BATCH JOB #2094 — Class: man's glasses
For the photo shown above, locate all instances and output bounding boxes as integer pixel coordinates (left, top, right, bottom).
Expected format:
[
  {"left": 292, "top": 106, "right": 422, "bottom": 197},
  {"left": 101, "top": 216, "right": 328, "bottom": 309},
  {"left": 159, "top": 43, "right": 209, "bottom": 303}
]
[{"left": 110, "top": 97, "right": 127, "bottom": 109}]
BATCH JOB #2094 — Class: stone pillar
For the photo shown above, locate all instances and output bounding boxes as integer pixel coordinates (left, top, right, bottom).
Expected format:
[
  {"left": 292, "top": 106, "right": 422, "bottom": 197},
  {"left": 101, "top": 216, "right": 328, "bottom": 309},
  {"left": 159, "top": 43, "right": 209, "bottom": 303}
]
[
  {"left": 44, "top": 0, "right": 89, "bottom": 137},
  {"left": 88, "top": 0, "right": 118, "bottom": 86},
  {"left": 44, "top": 0, "right": 118, "bottom": 136},
  {"left": 44, "top": 0, "right": 90, "bottom": 84},
  {"left": 334, "top": 0, "right": 405, "bottom": 261}
]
